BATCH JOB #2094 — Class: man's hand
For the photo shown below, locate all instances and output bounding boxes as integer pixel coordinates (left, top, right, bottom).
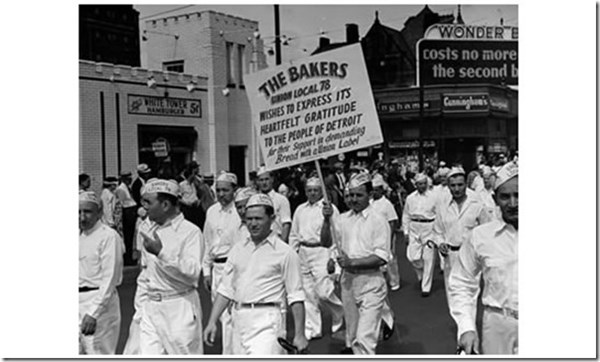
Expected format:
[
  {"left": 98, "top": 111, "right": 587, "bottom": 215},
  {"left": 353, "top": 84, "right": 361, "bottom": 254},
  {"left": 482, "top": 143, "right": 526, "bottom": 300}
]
[
  {"left": 439, "top": 243, "right": 450, "bottom": 257},
  {"left": 293, "top": 333, "right": 309, "bottom": 353},
  {"left": 203, "top": 322, "right": 218, "bottom": 346},
  {"left": 336, "top": 252, "right": 354, "bottom": 269},
  {"left": 425, "top": 240, "right": 436, "bottom": 249},
  {"left": 80, "top": 314, "right": 97, "bottom": 336},
  {"left": 327, "top": 258, "right": 336, "bottom": 274},
  {"left": 142, "top": 230, "right": 163, "bottom": 256},
  {"left": 458, "top": 331, "right": 479, "bottom": 354},
  {"left": 203, "top": 275, "right": 212, "bottom": 292},
  {"left": 322, "top": 201, "right": 333, "bottom": 219}
]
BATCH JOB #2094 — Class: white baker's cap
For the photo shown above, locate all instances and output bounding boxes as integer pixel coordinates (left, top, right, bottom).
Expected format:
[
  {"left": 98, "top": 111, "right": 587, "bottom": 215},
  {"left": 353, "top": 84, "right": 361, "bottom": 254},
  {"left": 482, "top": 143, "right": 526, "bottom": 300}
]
[
  {"left": 494, "top": 162, "right": 518, "bottom": 190},
  {"left": 246, "top": 193, "right": 274, "bottom": 208},
  {"left": 216, "top": 171, "right": 238, "bottom": 185},
  {"left": 234, "top": 187, "right": 257, "bottom": 202},
  {"left": 447, "top": 166, "right": 466, "bottom": 179},
  {"left": 348, "top": 172, "right": 371, "bottom": 190},
  {"left": 256, "top": 165, "right": 270, "bottom": 177},
  {"left": 414, "top": 172, "right": 428, "bottom": 183},
  {"left": 481, "top": 165, "right": 493, "bottom": 177},
  {"left": 305, "top": 177, "right": 322, "bottom": 188},
  {"left": 143, "top": 179, "right": 180, "bottom": 197},
  {"left": 437, "top": 167, "right": 450, "bottom": 177},
  {"left": 372, "top": 174, "right": 385, "bottom": 188},
  {"left": 79, "top": 191, "right": 100, "bottom": 206}
]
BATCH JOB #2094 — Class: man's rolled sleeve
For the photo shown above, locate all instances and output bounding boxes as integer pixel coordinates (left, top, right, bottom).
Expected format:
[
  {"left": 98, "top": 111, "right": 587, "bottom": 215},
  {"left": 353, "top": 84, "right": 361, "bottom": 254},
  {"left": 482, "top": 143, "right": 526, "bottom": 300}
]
[
  {"left": 89, "top": 234, "right": 123, "bottom": 319},
  {"left": 371, "top": 215, "right": 391, "bottom": 263},
  {"left": 283, "top": 249, "right": 306, "bottom": 305},
  {"left": 216, "top": 259, "right": 235, "bottom": 300}
]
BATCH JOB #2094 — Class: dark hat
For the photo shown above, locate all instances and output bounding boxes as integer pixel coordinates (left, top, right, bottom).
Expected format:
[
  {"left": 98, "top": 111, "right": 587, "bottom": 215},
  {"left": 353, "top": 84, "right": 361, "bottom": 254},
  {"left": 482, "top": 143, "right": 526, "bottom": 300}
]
[
  {"left": 103, "top": 176, "right": 119, "bottom": 185},
  {"left": 120, "top": 171, "right": 132, "bottom": 178}
]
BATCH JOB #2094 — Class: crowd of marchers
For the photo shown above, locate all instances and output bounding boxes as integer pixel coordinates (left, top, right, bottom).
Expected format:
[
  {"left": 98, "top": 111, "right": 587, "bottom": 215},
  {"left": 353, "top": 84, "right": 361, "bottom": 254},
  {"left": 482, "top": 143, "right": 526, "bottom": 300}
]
[{"left": 78, "top": 152, "right": 518, "bottom": 355}]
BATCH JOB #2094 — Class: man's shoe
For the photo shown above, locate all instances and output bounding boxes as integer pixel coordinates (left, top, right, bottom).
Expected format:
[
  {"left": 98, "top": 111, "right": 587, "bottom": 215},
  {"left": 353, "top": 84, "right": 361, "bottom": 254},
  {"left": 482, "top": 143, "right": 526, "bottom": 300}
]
[
  {"left": 390, "top": 284, "right": 401, "bottom": 291},
  {"left": 382, "top": 322, "right": 394, "bottom": 340},
  {"left": 421, "top": 291, "right": 430, "bottom": 298},
  {"left": 340, "top": 347, "right": 353, "bottom": 354},
  {"left": 331, "top": 329, "right": 346, "bottom": 342}
]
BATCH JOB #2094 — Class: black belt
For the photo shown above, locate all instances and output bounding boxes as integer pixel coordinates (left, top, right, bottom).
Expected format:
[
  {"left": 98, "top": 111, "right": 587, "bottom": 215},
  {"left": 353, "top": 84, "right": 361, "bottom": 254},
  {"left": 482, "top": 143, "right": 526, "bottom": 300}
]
[
  {"left": 411, "top": 218, "right": 435, "bottom": 223},
  {"left": 236, "top": 302, "right": 279, "bottom": 309},
  {"left": 213, "top": 257, "right": 228, "bottom": 263},
  {"left": 485, "top": 305, "right": 519, "bottom": 320},
  {"left": 345, "top": 267, "right": 381, "bottom": 275},
  {"left": 448, "top": 244, "right": 461, "bottom": 251},
  {"left": 299, "top": 242, "right": 323, "bottom": 248},
  {"left": 79, "top": 286, "right": 99, "bottom": 292}
]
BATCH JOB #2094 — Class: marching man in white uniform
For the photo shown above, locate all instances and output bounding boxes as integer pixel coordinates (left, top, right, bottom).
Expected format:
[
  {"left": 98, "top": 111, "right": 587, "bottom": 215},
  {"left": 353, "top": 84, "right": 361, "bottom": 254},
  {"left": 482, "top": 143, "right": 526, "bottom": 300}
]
[
  {"left": 478, "top": 166, "right": 500, "bottom": 220},
  {"left": 402, "top": 172, "right": 438, "bottom": 297},
  {"left": 79, "top": 191, "right": 124, "bottom": 354},
  {"left": 322, "top": 172, "right": 391, "bottom": 354},
  {"left": 289, "top": 177, "right": 345, "bottom": 341},
  {"left": 449, "top": 162, "right": 518, "bottom": 355},
  {"left": 202, "top": 171, "right": 241, "bottom": 354},
  {"left": 136, "top": 179, "right": 204, "bottom": 354},
  {"left": 429, "top": 167, "right": 491, "bottom": 301},
  {"left": 204, "top": 194, "right": 308, "bottom": 354},
  {"left": 256, "top": 166, "right": 292, "bottom": 242}
]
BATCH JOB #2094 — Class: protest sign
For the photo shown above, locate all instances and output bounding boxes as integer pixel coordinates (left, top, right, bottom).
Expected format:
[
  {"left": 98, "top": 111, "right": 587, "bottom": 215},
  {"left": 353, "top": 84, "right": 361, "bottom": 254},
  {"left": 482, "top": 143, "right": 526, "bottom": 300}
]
[{"left": 243, "top": 43, "right": 383, "bottom": 171}]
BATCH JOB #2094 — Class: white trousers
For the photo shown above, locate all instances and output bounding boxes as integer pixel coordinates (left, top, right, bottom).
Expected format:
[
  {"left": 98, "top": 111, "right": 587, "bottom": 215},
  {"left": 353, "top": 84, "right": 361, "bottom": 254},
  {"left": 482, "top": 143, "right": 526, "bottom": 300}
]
[
  {"left": 442, "top": 250, "right": 460, "bottom": 302},
  {"left": 406, "top": 237, "right": 436, "bottom": 293},
  {"left": 384, "top": 231, "right": 401, "bottom": 289},
  {"left": 299, "top": 246, "right": 344, "bottom": 339},
  {"left": 78, "top": 289, "right": 121, "bottom": 355},
  {"left": 231, "top": 306, "right": 286, "bottom": 355},
  {"left": 341, "top": 271, "right": 387, "bottom": 354},
  {"left": 211, "top": 262, "right": 234, "bottom": 354},
  {"left": 482, "top": 310, "right": 518, "bottom": 354},
  {"left": 381, "top": 297, "right": 395, "bottom": 328},
  {"left": 140, "top": 290, "right": 203, "bottom": 355},
  {"left": 123, "top": 284, "right": 147, "bottom": 355}
]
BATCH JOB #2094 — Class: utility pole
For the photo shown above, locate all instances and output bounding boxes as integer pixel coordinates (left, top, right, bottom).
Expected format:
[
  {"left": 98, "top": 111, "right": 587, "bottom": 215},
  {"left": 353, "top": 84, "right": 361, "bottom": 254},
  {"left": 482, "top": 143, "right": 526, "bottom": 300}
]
[{"left": 274, "top": 4, "right": 282, "bottom": 65}]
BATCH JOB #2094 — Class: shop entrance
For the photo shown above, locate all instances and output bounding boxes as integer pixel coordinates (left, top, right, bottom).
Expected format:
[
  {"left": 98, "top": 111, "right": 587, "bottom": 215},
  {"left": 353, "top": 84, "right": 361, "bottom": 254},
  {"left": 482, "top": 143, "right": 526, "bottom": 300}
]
[
  {"left": 443, "top": 137, "right": 485, "bottom": 170},
  {"left": 229, "top": 146, "right": 247, "bottom": 186},
  {"left": 138, "top": 125, "right": 197, "bottom": 180}
]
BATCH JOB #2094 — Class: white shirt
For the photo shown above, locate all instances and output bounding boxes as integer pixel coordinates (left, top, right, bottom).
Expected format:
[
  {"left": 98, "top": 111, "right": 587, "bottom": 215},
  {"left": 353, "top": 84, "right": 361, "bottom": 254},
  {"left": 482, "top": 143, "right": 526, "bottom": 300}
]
[
  {"left": 332, "top": 205, "right": 391, "bottom": 262},
  {"left": 448, "top": 219, "right": 518, "bottom": 337},
  {"left": 202, "top": 201, "right": 241, "bottom": 276},
  {"left": 79, "top": 220, "right": 124, "bottom": 318},
  {"left": 267, "top": 189, "right": 292, "bottom": 237},
  {"left": 370, "top": 196, "right": 398, "bottom": 223},
  {"left": 179, "top": 179, "right": 199, "bottom": 206},
  {"left": 289, "top": 199, "right": 339, "bottom": 250},
  {"left": 478, "top": 187, "right": 501, "bottom": 221},
  {"left": 432, "top": 193, "right": 491, "bottom": 247},
  {"left": 217, "top": 234, "right": 305, "bottom": 305},
  {"left": 101, "top": 188, "right": 117, "bottom": 227},
  {"left": 402, "top": 189, "right": 437, "bottom": 237},
  {"left": 136, "top": 213, "right": 204, "bottom": 293},
  {"left": 115, "top": 183, "right": 136, "bottom": 208}
]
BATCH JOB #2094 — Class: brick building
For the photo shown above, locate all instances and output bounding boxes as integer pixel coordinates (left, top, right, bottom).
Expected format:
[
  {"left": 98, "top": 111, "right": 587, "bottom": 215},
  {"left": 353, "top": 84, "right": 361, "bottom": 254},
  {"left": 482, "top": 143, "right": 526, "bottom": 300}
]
[{"left": 143, "top": 10, "right": 268, "bottom": 182}]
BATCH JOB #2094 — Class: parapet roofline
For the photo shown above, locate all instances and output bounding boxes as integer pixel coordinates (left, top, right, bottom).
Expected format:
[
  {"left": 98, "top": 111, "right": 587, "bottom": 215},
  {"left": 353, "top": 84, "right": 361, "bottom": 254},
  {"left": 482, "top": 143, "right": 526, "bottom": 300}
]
[
  {"left": 79, "top": 60, "right": 209, "bottom": 83},
  {"left": 144, "top": 9, "right": 259, "bottom": 27}
]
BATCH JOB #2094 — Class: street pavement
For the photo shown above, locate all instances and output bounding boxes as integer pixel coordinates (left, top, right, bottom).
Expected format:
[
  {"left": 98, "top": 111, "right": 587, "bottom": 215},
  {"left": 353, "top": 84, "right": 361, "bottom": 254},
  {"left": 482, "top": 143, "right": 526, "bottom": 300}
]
[{"left": 115, "top": 233, "right": 464, "bottom": 355}]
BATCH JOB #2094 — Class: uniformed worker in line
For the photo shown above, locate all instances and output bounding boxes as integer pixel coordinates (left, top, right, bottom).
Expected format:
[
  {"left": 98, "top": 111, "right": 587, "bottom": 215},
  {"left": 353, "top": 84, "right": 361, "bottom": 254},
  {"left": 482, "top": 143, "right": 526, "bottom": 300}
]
[
  {"left": 402, "top": 172, "right": 438, "bottom": 297},
  {"left": 322, "top": 172, "right": 391, "bottom": 354},
  {"left": 478, "top": 166, "right": 500, "bottom": 220},
  {"left": 79, "top": 191, "right": 124, "bottom": 354},
  {"left": 136, "top": 179, "right": 204, "bottom": 354},
  {"left": 449, "top": 162, "right": 518, "bottom": 355},
  {"left": 256, "top": 166, "right": 292, "bottom": 242},
  {"left": 428, "top": 167, "right": 491, "bottom": 301},
  {"left": 204, "top": 194, "right": 308, "bottom": 355},
  {"left": 289, "top": 177, "right": 345, "bottom": 341},
  {"left": 202, "top": 171, "right": 241, "bottom": 354}
]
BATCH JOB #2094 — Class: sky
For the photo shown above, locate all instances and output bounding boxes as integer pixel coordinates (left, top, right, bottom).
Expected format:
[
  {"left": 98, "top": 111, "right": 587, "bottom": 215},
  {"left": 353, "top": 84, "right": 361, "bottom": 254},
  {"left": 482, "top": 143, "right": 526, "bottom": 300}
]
[{"left": 134, "top": 4, "right": 518, "bottom": 66}]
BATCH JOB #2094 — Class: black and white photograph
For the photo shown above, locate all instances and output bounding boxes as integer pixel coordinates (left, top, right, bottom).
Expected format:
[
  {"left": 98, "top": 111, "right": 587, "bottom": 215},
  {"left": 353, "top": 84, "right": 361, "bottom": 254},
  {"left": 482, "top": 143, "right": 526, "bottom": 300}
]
[{"left": 1, "top": 0, "right": 597, "bottom": 359}]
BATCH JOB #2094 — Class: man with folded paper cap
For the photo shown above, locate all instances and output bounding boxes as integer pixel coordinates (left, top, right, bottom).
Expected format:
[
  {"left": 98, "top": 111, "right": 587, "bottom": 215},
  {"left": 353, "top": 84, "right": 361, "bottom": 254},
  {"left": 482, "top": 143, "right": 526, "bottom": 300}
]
[
  {"left": 322, "top": 172, "right": 391, "bottom": 354},
  {"left": 255, "top": 165, "right": 292, "bottom": 242},
  {"left": 428, "top": 166, "right": 491, "bottom": 303},
  {"left": 478, "top": 166, "right": 500, "bottom": 220},
  {"left": 116, "top": 170, "right": 138, "bottom": 266},
  {"left": 402, "top": 172, "right": 438, "bottom": 297},
  {"left": 448, "top": 161, "right": 518, "bottom": 355},
  {"left": 289, "top": 177, "right": 344, "bottom": 341},
  {"left": 100, "top": 176, "right": 121, "bottom": 232},
  {"left": 79, "top": 191, "right": 124, "bottom": 354},
  {"left": 202, "top": 171, "right": 241, "bottom": 354},
  {"left": 135, "top": 179, "right": 205, "bottom": 354},
  {"left": 132, "top": 163, "right": 152, "bottom": 207},
  {"left": 204, "top": 193, "right": 308, "bottom": 355}
]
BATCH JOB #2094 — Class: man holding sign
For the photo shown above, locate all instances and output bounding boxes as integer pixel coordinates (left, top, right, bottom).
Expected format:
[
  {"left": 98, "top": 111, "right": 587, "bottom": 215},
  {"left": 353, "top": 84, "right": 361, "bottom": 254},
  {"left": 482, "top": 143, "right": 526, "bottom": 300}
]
[{"left": 322, "top": 172, "right": 391, "bottom": 354}]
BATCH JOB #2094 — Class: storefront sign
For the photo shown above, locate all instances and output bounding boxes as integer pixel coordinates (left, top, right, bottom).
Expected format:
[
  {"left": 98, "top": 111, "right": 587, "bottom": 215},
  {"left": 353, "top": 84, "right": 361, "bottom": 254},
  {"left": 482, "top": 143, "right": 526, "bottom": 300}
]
[
  {"left": 243, "top": 43, "right": 383, "bottom": 170},
  {"left": 424, "top": 24, "right": 518, "bottom": 41},
  {"left": 389, "top": 140, "right": 436, "bottom": 149},
  {"left": 377, "top": 100, "right": 431, "bottom": 114},
  {"left": 152, "top": 137, "right": 169, "bottom": 157},
  {"left": 490, "top": 96, "right": 510, "bottom": 112},
  {"left": 417, "top": 40, "right": 518, "bottom": 86},
  {"left": 442, "top": 93, "right": 489, "bottom": 113},
  {"left": 127, "top": 94, "right": 202, "bottom": 118}
]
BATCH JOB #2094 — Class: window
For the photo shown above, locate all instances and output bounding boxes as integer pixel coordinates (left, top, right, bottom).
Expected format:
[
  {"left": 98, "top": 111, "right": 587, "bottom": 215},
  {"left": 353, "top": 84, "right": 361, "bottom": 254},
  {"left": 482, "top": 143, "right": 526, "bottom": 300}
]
[
  {"left": 163, "top": 60, "right": 184, "bottom": 73},
  {"left": 237, "top": 44, "right": 246, "bottom": 87},
  {"left": 226, "top": 42, "right": 235, "bottom": 85}
]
